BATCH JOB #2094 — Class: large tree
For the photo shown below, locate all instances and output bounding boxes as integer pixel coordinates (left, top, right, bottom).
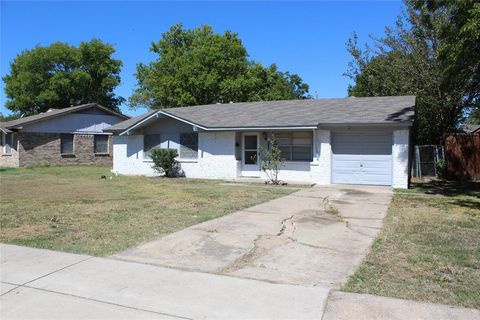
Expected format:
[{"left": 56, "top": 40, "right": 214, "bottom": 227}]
[
  {"left": 129, "top": 24, "right": 309, "bottom": 109},
  {"left": 3, "top": 39, "right": 124, "bottom": 115},
  {"left": 345, "top": 0, "right": 479, "bottom": 144}
]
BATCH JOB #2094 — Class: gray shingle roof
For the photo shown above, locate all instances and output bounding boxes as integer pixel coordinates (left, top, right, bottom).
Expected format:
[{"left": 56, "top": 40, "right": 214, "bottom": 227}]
[
  {"left": 105, "top": 96, "right": 415, "bottom": 133},
  {"left": 461, "top": 124, "right": 480, "bottom": 134},
  {"left": 0, "top": 122, "right": 12, "bottom": 134},
  {"left": 0, "top": 103, "right": 129, "bottom": 132},
  {"left": 103, "top": 110, "right": 157, "bottom": 132}
]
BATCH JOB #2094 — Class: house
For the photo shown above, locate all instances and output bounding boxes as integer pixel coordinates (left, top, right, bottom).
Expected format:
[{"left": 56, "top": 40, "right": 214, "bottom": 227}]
[
  {"left": 460, "top": 124, "right": 480, "bottom": 134},
  {"left": 105, "top": 96, "right": 415, "bottom": 188},
  {"left": 0, "top": 103, "right": 129, "bottom": 167}
]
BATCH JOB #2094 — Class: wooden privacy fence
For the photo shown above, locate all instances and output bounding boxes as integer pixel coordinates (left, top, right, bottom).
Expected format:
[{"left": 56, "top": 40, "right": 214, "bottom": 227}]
[{"left": 444, "top": 133, "right": 480, "bottom": 181}]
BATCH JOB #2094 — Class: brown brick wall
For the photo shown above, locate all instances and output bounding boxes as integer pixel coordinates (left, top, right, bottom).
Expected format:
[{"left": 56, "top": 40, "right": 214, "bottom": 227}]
[{"left": 17, "top": 132, "right": 113, "bottom": 167}]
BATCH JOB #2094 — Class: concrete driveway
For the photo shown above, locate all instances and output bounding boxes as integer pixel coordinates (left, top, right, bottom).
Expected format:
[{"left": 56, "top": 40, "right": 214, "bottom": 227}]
[{"left": 114, "top": 184, "right": 393, "bottom": 288}]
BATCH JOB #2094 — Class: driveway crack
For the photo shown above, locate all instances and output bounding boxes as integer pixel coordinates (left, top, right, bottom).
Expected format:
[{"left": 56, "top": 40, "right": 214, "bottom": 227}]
[
  {"left": 344, "top": 221, "right": 375, "bottom": 238},
  {"left": 277, "top": 215, "right": 294, "bottom": 236},
  {"left": 217, "top": 215, "right": 296, "bottom": 274}
]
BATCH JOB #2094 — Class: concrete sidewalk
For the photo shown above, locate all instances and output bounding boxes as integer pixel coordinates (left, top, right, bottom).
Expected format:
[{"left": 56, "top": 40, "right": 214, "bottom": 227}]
[
  {"left": 0, "top": 244, "right": 328, "bottom": 319},
  {"left": 323, "top": 291, "right": 480, "bottom": 320},
  {"left": 2, "top": 244, "right": 479, "bottom": 320},
  {"left": 0, "top": 244, "right": 480, "bottom": 320}
]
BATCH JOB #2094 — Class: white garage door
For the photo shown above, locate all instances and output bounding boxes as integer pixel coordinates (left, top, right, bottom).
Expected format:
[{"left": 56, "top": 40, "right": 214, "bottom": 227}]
[{"left": 332, "top": 130, "right": 392, "bottom": 186}]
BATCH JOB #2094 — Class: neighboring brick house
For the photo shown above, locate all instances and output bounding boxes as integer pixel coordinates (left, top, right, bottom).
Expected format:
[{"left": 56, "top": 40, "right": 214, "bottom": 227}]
[{"left": 0, "top": 104, "right": 129, "bottom": 167}]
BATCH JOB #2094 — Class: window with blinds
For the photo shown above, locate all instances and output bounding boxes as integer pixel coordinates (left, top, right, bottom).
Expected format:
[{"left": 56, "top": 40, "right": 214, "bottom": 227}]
[
  {"left": 272, "top": 132, "right": 312, "bottom": 162},
  {"left": 94, "top": 135, "right": 109, "bottom": 154},
  {"left": 143, "top": 134, "right": 162, "bottom": 158},
  {"left": 180, "top": 133, "right": 198, "bottom": 159},
  {"left": 60, "top": 134, "right": 74, "bottom": 154}
]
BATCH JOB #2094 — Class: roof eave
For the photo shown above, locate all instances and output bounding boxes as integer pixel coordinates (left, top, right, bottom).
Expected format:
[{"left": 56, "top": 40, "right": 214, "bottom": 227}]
[
  {"left": 118, "top": 110, "right": 163, "bottom": 136},
  {"left": 2, "top": 103, "right": 129, "bottom": 130},
  {"left": 0, "top": 127, "right": 13, "bottom": 134},
  {"left": 319, "top": 121, "right": 413, "bottom": 127},
  {"left": 201, "top": 126, "right": 319, "bottom": 131}
]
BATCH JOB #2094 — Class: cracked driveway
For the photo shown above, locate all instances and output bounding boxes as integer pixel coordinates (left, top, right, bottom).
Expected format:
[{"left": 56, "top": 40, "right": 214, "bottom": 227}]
[{"left": 113, "top": 185, "right": 392, "bottom": 288}]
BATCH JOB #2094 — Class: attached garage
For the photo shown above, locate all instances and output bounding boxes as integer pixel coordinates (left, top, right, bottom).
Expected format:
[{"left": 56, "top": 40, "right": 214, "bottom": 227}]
[{"left": 332, "top": 130, "right": 393, "bottom": 186}]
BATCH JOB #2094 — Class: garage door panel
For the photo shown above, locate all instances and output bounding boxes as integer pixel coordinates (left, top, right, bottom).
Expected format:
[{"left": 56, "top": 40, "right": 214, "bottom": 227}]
[
  {"left": 332, "top": 131, "right": 392, "bottom": 186},
  {"left": 361, "top": 174, "right": 391, "bottom": 185},
  {"left": 333, "top": 173, "right": 363, "bottom": 184},
  {"left": 333, "top": 146, "right": 391, "bottom": 155}
]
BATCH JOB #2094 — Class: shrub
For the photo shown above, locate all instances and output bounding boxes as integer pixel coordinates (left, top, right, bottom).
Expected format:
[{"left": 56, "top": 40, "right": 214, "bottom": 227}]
[
  {"left": 150, "top": 148, "right": 178, "bottom": 177},
  {"left": 436, "top": 159, "right": 447, "bottom": 179},
  {"left": 260, "top": 135, "right": 285, "bottom": 185}
]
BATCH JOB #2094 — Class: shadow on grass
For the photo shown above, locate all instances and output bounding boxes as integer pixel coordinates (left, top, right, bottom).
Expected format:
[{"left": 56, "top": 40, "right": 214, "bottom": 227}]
[
  {"left": 450, "top": 199, "right": 480, "bottom": 213},
  {"left": 411, "top": 180, "right": 480, "bottom": 198}
]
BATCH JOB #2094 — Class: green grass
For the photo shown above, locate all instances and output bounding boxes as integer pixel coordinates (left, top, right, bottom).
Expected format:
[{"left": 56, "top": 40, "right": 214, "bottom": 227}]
[
  {"left": 0, "top": 166, "right": 301, "bottom": 256},
  {"left": 342, "top": 181, "right": 480, "bottom": 309}
]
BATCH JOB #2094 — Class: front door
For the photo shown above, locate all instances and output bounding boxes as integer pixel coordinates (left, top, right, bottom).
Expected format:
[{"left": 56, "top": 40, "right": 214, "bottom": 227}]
[{"left": 241, "top": 133, "right": 260, "bottom": 177}]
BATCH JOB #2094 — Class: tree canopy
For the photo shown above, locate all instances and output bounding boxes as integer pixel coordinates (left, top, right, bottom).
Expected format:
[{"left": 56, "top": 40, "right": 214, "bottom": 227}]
[
  {"left": 129, "top": 24, "right": 310, "bottom": 109},
  {"left": 345, "top": 0, "right": 479, "bottom": 144},
  {"left": 3, "top": 39, "right": 124, "bottom": 116}
]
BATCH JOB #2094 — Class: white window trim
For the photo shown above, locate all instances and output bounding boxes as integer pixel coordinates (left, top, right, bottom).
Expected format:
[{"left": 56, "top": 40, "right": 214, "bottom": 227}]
[
  {"left": 271, "top": 132, "right": 313, "bottom": 162},
  {"left": 179, "top": 132, "right": 199, "bottom": 160},
  {"left": 142, "top": 133, "right": 199, "bottom": 162},
  {"left": 2, "top": 133, "right": 12, "bottom": 156},
  {"left": 143, "top": 134, "right": 165, "bottom": 159},
  {"left": 142, "top": 157, "right": 198, "bottom": 164}
]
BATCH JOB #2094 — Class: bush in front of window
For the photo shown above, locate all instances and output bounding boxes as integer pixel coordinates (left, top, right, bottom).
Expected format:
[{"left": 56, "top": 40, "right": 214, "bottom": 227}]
[
  {"left": 150, "top": 148, "right": 179, "bottom": 177},
  {"left": 260, "top": 135, "right": 285, "bottom": 185}
]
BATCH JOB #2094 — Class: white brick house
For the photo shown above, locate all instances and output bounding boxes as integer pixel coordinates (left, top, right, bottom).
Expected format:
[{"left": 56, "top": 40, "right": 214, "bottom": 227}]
[{"left": 105, "top": 96, "right": 415, "bottom": 188}]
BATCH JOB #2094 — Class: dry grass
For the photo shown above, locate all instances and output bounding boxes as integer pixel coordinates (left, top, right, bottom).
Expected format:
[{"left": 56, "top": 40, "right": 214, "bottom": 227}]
[
  {"left": 0, "top": 166, "right": 300, "bottom": 256},
  {"left": 342, "top": 181, "right": 480, "bottom": 309}
]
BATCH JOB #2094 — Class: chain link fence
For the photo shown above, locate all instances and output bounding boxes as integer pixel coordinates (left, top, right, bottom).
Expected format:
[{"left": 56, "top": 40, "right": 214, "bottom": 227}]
[{"left": 412, "top": 145, "right": 444, "bottom": 178}]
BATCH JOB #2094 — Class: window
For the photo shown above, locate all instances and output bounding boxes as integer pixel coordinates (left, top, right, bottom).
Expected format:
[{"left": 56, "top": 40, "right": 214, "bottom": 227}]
[
  {"left": 180, "top": 133, "right": 198, "bottom": 159},
  {"left": 244, "top": 135, "right": 258, "bottom": 164},
  {"left": 2, "top": 133, "right": 13, "bottom": 155},
  {"left": 273, "top": 132, "right": 312, "bottom": 162},
  {"left": 94, "top": 135, "right": 109, "bottom": 154},
  {"left": 143, "top": 134, "right": 162, "bottom": 158},
  {"left": 60, "top": 134, "right": 74, "bottom": 154}
]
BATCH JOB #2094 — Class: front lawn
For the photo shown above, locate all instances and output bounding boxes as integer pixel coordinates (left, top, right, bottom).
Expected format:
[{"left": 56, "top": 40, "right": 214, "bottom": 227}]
[
  {"left": 342, "top": 181, "right": 480, "bottom": 309},
  {"left": 0, "top": 166, "right": 301, "bottom": 256}
]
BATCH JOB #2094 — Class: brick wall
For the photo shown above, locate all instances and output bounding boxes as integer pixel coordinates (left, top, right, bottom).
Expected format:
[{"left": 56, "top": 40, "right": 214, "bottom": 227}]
[
  {"left": 17, "top": 132, "right": 113, "bottom": 167},
  {"left": 392, "top": 129, "right": 410, "bottom": 189}
]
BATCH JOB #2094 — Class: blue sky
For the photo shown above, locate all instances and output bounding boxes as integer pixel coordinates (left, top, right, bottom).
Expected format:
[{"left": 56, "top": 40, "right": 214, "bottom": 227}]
[{"left": 1, "top": 1, "right": 404, "bottom": 117}]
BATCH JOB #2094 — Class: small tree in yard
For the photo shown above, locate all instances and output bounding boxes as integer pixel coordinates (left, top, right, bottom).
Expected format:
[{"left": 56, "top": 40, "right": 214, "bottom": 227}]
[
  {"left": 150, "top": 148, "right": 178, "bottom": 177},
  {"left": 260, "top": 135, "right": 285, "bottom": 185}
]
